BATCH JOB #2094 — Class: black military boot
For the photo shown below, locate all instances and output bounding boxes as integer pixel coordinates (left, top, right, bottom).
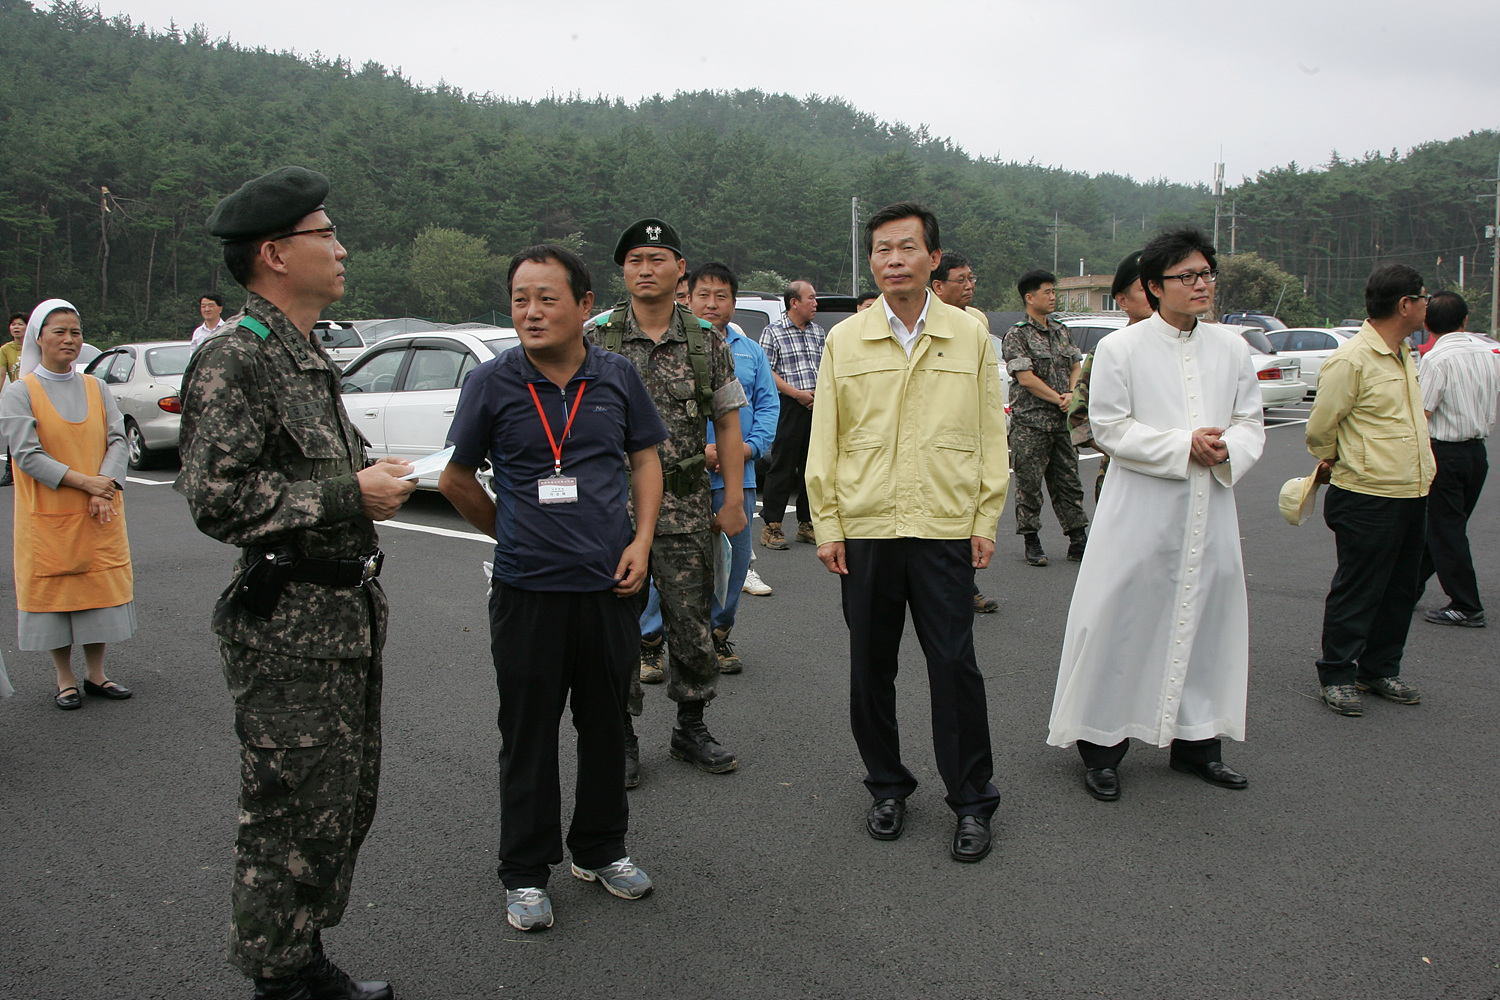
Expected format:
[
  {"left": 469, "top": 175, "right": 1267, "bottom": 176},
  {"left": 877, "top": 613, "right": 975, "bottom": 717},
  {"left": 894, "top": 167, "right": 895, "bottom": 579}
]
[
  {"left": 624, "top": 715, "right": 641, "bottom": 789},
  {"left": 670, "top": 701, "right": 738, "bottom": 773},
  {"left": 1067, "top": 528, "right": 1087, "bottom": 562},
  {"left": 1024, "top": 533, "right": 1047, "bottom": 567},
  {"left": 300, "top": 933, "right": 393, "bottom": 1000},
  {"left": 253, "top": 976, "right": 313, "bottom": 1000}
]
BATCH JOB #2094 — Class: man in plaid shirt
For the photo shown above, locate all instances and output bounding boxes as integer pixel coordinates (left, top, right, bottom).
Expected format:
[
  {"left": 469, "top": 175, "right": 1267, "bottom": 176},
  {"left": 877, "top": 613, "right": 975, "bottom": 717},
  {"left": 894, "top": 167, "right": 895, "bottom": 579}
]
[{"left": 758, "top": 281, "right": 827, "bottom": 549}]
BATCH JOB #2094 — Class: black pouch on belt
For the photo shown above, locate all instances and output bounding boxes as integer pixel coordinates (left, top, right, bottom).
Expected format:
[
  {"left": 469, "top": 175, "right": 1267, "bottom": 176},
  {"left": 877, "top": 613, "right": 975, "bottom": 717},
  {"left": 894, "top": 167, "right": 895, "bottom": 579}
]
[{"left": 236, "top": 544, "right": 297, "bottom": 620}]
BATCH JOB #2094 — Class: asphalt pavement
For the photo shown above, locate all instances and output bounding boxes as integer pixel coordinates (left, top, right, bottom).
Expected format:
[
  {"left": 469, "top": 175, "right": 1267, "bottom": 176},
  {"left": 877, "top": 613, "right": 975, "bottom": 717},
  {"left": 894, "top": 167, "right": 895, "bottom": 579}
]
[{"left": 2, "top": 403, "right": 1497, "bottom": 1000}]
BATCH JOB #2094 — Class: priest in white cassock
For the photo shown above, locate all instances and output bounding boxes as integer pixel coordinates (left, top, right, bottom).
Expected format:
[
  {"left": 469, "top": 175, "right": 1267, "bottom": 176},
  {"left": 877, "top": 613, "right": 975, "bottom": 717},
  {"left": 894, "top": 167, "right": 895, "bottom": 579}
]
[{"left": 1048, "top": 227, "right": 1265, "bottom": 802}]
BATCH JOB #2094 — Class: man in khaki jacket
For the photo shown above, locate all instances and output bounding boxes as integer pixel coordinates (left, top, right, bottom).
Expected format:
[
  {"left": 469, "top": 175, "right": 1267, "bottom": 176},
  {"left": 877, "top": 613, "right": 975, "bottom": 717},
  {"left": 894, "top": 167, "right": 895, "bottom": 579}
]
[
  {"left": 1306, "top": 262, "right": 1435, "bottom": 717},
  {"left": 807, "top": 202, "right": 1009, "bottom": 864}
]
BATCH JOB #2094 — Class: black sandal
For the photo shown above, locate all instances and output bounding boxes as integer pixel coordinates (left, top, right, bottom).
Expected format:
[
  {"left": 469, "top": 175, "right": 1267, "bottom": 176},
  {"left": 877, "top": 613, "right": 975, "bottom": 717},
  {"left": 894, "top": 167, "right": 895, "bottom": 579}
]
[{"left": 55, "top": 686, "right": 82, "bottom": 710}]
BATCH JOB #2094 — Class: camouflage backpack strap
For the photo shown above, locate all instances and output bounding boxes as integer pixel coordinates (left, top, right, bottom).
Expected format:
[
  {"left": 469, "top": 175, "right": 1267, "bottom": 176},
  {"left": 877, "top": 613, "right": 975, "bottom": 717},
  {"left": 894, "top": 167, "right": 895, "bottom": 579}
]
[
  {"left": 599, "top": 301, "right": 631, "bottom": 354},
  {"left": 677, "top": 304, "right": 715, "bottom": 419}
]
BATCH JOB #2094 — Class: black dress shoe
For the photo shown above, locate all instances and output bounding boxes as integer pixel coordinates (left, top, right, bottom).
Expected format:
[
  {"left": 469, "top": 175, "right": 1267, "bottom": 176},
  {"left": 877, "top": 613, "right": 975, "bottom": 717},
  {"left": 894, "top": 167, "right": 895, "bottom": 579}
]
[
  {"left": 951, "top": 815, "right": 992, "bottom": 862},
  {"left": 1084, "top": 767, "right": 1120, "bottom": 801},
  {"left": 1169, "top": 758, "right": 1248, "bottom": 789},
  {"left": 83, "top": 678, "right": 132, "bottom": 700},
  {"left": 55, "top": 686, "right": 82, "bottom": 710},
  {"left": 866, "top": 797, "right": 905, "bottom": 840},
  {"left": 254, "top": 975, "right": 314, "bottom": 1000}
]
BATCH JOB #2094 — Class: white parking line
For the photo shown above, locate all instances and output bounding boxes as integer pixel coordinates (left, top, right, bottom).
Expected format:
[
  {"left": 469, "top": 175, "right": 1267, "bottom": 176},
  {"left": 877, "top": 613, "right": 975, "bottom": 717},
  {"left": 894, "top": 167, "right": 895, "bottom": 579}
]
[
  {"left": 380, "top": 519, "right": 491, "bottom": 542},
  {"left": 126, "top": 476, "right": 176, "bottom": 486}
]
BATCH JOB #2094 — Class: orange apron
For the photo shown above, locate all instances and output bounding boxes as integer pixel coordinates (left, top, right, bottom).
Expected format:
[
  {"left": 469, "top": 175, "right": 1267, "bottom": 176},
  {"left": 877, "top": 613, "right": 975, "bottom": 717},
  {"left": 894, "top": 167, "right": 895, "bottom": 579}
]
[{"left": 13, "top": 373, "right": 133, "bottom": 612}]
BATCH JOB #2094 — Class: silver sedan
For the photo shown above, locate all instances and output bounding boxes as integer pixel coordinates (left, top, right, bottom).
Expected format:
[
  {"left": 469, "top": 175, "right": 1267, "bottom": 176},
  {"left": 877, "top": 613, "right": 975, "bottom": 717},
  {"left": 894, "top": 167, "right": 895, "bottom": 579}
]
[{"left": 84, "top": 341, "right": 193, "bottom": 469}]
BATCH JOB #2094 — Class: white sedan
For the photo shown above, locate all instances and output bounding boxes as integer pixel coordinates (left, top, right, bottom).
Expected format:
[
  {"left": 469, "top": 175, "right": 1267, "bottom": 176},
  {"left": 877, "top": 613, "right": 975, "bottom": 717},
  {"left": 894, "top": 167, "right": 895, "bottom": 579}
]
[
  {"left": 338, "top": 328, "right": 517, "bottom": 487},
  {"left": 1264, "top": 328, "right": 1354, "bottom": 395}
]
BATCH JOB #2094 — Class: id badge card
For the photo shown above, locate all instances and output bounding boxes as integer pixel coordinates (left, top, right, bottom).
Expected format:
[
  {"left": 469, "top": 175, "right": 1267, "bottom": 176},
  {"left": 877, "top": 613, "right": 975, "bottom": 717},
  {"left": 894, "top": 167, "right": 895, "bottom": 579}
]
[{"left": 538, "top": 476, "right": 579, "bottom": 504}]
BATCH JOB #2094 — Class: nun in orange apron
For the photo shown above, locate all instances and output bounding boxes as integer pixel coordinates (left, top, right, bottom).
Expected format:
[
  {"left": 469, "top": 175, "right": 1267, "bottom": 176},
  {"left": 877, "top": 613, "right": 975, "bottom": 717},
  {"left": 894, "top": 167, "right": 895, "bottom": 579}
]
[{"left": 0, "top": 299, "right": 135, "bottom": 710}]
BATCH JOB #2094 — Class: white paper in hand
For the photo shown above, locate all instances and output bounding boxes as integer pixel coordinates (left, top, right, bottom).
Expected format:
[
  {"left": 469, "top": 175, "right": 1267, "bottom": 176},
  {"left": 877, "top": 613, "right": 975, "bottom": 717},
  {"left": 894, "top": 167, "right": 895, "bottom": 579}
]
[
  {"left": 399, "top": 445, "right": 455, "bottom": 481},
  {"left": 712, "top": 531, "right": 732, "bottom": 608}
]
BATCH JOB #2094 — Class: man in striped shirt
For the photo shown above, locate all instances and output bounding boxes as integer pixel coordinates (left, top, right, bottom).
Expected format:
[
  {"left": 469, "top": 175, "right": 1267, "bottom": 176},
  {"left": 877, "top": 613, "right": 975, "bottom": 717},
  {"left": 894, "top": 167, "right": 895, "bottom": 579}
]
[
  {"left": 759, "top": 281, "right": 826, "bottom": 549},
  {"left": 1417, "top": 291, "right": 1500, "bottom": 627}
]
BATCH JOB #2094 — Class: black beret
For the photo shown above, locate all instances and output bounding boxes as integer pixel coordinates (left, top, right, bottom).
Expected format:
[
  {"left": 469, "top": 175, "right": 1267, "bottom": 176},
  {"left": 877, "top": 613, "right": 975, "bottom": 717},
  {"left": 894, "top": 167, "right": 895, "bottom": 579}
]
[
  {"left": 613, "top": 218, "right": 683, "bottom": 265},
  {"left": 1111, "top": 250, "right": 1143, "bottom": 298},
  {"left": 207, "top": 166, "right": 330, "bottom": 242}
]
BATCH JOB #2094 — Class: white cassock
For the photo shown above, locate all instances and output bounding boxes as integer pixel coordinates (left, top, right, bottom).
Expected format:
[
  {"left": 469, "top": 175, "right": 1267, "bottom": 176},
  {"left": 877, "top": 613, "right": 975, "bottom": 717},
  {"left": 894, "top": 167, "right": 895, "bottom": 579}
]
[{"left": 1048, "top": 314, "right": 1265, "bottom": 748}]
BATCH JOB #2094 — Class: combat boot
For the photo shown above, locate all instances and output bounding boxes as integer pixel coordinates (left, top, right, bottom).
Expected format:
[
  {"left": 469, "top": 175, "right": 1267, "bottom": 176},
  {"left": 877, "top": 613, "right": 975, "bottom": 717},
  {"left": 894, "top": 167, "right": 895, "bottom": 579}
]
[
  {"left": 253, "top": 977, "right": 313, "bottom": 1000},
  {"left": 1067, "top": 528, "right": 1088, "bottom": 562},
  {"left": 713, "top": 626, "right": 742, "bottom": 674},
  {"left": 795, "top": 520, "right": 817, "bottom": 544},
  {"left": 300, "top": 933, "right": 392, "bottom": 1000},
  {"left": 760, "top": 523, "right": 789, "bottom": 550},
  {"left": 624, "top": 715, "right": 641, "bottom": 789},
  {"left": 639, "top": 633, "right": 664, "bottom": 684},
  {"left": 670, "top": 701, "right": 738, "bottom": 773},
  {"left": 1024, "top": 533, "right": 1047, "bottom": 567}
]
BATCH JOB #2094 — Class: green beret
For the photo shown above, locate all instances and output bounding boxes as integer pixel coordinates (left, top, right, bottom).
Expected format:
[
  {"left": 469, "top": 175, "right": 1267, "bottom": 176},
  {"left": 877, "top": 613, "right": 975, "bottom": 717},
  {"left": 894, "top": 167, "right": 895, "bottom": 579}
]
[
  {"left": 613, "top": 218, "right": 683, "bottom": 265},
  {"left": 1111, "top": 250, "right": 1143, "bottom": 298},
  {"left": 207, "top": 166, "right": 330, "bottom": 242}
]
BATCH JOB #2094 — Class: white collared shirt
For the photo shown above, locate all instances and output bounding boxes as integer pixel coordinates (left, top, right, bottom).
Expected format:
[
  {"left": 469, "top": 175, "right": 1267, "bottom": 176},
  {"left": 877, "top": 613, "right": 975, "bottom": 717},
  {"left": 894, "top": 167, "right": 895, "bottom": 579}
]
[
  {"left": 191, "top": 319, "right": 226, "bottom": 349},
  {"left": 1419, "top": 332, "right": 1500, "bottom": 442},
  {"left": 882, "top": 290, "right": 933, "bottom": 357}
]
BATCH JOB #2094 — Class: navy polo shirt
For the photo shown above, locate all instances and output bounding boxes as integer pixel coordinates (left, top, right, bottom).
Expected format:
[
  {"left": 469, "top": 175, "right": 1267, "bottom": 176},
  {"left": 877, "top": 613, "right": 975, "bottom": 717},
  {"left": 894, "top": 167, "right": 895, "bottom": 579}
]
[{"left": 447, "top": 340, "right": 667, "bottom": 592}]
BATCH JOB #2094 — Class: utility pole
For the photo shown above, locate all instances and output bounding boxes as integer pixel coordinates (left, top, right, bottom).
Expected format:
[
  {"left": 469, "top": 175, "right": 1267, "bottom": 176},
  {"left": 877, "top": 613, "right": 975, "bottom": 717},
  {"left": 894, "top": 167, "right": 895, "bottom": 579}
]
[
  {"left": 851, "top": 196, "right": 860, "bottom": 297},
  {"left": 1212, "top": 161, "right": 1225, "bottom": 250},
  {"left": 1048, "top": 211, "right": 1061, "bottom": 273},
  {"left": 1227, "top": 199, "right": 1243, "bottom": 256},
  {"left": 1111, "top": 213, "right": 1118, "bottom": 242},
  {"left": 1485, "top": 152, "right": 1500, "bottom": 336}
]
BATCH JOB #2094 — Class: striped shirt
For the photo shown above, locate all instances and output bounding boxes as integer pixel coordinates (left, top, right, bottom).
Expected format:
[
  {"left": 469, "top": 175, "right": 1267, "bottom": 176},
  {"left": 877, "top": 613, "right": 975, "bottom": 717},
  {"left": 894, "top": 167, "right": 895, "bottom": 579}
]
[
  {"left": 760, "top": 316, "right": 827, "bottom": 392},
  {"left": 1419, "top": 332, "right": 1500, "bottom": 442}
]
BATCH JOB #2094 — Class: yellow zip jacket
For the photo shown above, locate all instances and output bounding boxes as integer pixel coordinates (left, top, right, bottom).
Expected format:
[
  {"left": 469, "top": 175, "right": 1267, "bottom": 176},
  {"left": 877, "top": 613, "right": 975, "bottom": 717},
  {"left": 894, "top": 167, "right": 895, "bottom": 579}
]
[{"left": 807, "top": 296, "right": 1009, "bottom": 544}]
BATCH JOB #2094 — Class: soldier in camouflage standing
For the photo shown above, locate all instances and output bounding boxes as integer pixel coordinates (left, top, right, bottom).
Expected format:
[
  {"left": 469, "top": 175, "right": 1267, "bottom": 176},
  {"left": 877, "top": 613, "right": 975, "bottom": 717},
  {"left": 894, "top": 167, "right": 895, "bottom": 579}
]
[
  {"left": 1068, "top": 251, "right": 1153, "bottom": 503},
  {"left": 1002, "top": 269, "right": 1089, "bottom": 567},
  {"left": 590, "top": 218, "right": 749, "bottom": 787},
  {"left": 177, "top": 167, "right": 416, "bottom": 1000}
]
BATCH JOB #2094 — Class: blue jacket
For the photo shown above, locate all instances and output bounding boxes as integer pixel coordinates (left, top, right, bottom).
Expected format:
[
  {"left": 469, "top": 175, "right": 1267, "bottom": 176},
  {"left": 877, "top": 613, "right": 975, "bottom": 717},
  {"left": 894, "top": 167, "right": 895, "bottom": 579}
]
[{"left": 708, "top": 323, "right": 779, "bottom": 490}]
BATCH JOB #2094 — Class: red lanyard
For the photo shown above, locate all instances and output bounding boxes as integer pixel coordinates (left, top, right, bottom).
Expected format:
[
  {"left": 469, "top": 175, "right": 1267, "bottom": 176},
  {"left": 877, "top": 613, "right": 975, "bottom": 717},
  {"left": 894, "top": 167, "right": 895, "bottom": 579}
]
[{"left": 527, "top": 379, "right": 587, "bottom": 477}]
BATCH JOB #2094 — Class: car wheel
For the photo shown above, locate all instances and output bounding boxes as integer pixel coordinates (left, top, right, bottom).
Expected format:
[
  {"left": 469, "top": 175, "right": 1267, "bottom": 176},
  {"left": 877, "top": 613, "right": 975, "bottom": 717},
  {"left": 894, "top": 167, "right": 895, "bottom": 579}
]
[{"left": 125, "top": 420, "right": 156, "bottom": 470}]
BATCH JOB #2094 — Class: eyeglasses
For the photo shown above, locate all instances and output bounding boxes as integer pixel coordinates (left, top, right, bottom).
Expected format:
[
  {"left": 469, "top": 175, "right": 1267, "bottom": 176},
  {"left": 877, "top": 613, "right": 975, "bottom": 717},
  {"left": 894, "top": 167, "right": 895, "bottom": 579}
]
[
  {"left": 1404, "top": 293, "right": 1431, "bottom": 303},
  {"left": 271, "top": 225, "right": 338, "bottom": 242},
  {"left": 945, "top": 275, "right": 978, "bottom": 285},
  {"left": 1162, "top": 269, "right": 1219, "bottom": 286}
]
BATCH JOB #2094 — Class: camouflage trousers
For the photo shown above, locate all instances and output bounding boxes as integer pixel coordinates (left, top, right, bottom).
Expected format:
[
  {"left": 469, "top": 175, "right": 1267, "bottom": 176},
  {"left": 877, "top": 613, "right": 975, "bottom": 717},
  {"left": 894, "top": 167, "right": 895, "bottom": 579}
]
[
  {"left": 629, "top": 529, "right": 718, "bottom": 716},
  {"left": 1094, "top": 453, "right": 1110, "bottom": 504},
  {"left": 221, "top": 642, "right": 382, "bottom": 979},
  {"left": 1010, "top": 422, "right": 1089, "bottom": 536}
]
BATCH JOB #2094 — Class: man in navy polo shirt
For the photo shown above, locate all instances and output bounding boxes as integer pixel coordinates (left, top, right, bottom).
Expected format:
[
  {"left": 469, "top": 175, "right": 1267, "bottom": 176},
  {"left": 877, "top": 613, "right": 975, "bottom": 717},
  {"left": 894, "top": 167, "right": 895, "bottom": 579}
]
[{"left": 440, "top": 244, "right": 667, "bottom": 933}]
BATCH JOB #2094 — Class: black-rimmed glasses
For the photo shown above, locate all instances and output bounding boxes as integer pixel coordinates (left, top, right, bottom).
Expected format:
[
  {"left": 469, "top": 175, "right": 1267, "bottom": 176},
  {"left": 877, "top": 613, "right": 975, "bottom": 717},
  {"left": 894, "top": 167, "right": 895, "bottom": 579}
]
[
  {"left": 1162, "top": 268, "right": 1219, "bottom": 286},
  {"left": 271, "top": 225, "right": 338, "bottom": 242}
]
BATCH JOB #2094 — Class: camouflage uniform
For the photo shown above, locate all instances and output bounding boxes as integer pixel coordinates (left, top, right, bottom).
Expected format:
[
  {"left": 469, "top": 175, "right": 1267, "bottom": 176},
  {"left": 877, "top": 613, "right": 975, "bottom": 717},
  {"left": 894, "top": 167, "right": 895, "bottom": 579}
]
[
  {"left": 589, "top": 303, "right": 747, "bottom": 715},
  {"left": 1001, "top": 315, "right": 1089, "bottom": 536},
  {"left": 1067, "top": 353, "right": 1110, "bottom": 503},
  {"left": 176, "top": 292, "right": 385, "bottom": 979}
]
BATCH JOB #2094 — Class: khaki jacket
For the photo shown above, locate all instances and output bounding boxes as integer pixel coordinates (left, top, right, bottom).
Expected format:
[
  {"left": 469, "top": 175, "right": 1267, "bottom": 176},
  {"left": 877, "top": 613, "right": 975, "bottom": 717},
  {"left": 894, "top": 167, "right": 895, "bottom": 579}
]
[
  {"left": 807, "top": 296, "right": 1008, "bottom": 544},
  {"left": 1305, "top": 322, "right": 1434, "bottom": 498}
]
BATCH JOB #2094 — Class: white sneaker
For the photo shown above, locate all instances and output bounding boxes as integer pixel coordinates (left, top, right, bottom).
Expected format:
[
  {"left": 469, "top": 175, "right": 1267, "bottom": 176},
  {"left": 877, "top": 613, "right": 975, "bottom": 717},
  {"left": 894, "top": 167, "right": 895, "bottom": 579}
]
[{"left": 742, "top": 567, "right": 772, "bottom": 596}]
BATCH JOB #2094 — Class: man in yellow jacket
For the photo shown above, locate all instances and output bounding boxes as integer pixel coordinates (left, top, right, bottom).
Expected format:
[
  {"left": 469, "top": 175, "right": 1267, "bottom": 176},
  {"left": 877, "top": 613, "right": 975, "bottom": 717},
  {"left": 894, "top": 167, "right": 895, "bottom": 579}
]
[{"left": 806, "top": 202, "right": 1009, "bottom": 863}]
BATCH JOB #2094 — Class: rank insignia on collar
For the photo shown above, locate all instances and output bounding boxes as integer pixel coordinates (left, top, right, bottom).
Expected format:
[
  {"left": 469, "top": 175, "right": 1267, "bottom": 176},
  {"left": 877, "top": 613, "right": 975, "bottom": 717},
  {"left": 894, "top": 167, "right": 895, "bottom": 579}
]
[{"left": 646, "top": 225, "right": 662, "bottom": 241}]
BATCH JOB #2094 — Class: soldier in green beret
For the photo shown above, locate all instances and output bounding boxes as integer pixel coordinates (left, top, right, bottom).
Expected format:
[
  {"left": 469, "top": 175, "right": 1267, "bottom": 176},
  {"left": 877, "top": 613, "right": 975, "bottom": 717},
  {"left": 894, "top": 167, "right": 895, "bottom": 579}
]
[
  {"left": 590, "top": 218, "right": 749, "bottom": 786},
  {"left": 177, "top": 166, "right": 416, "bottom": 1000}
]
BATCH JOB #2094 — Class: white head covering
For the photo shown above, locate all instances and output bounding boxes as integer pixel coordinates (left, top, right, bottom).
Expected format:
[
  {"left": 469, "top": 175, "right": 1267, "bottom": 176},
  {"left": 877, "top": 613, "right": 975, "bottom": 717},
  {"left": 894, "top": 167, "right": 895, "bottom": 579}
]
[{"left": 22, "top": 298, "right": 79, "bottom": 378}]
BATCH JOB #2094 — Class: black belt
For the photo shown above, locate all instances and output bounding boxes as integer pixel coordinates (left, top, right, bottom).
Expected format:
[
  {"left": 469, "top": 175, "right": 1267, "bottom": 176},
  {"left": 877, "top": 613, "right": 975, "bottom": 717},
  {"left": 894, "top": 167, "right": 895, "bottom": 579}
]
[{"left": 284, "top": 549, "right": 384, "bottom": 587}]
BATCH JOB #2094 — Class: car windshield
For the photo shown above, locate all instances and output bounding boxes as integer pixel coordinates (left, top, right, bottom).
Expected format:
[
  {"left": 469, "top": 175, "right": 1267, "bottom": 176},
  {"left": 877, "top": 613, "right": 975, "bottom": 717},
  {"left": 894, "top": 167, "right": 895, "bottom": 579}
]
[
  {"left": 316, "top": 325, "right": 364, "bottom": 349},
  {"left": 483, "top": 338, "right": 519, "bottom": 358},
  {"left": 145, "top": 345, "right": 194, "bottom": 376}
]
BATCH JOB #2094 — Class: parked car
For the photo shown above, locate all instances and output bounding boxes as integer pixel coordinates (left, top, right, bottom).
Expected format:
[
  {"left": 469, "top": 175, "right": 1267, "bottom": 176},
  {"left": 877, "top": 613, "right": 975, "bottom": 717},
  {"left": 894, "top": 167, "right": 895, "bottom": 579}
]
[
  {"left": 1220, "top": 312, "right": 1288, "bottom": 333},
  {"left": 1231, "top": 325, "right": 1306, "bottom": 407},
  {"left": 312, "top": 320, "right": 367, "bottom": 370},
  {"left": 338, "top": 328, "right": 518, "bottom": 487},
  {"left": 84, "top": 341, "right": 193, "bottom": 469},
  {"left": 1263, "top": 328, "right": 1354, "bottom": 395}
]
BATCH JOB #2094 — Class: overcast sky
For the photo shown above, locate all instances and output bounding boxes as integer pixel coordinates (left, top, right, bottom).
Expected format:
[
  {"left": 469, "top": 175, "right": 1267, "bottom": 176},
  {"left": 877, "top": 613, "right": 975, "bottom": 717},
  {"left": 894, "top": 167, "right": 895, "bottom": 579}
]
[{"left": 103, "top": 0, "right": 1499, "bottom": 187}]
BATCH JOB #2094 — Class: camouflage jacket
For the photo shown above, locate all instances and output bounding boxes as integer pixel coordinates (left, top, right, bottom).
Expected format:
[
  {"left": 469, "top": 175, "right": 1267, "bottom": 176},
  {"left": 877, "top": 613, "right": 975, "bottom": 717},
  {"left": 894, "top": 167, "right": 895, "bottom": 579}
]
[
  {"left": 588, "top": 302, "right": 747, "bottom": 535},
  {"left": 176, "top": 292, "right": 385, "bottom": 658},
  {"left": 1001, "top": 315, "right": 1082, "bottom": 430},
  {"left": 1067, "top": 352, "right": 1096, "bottom": 447}
]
